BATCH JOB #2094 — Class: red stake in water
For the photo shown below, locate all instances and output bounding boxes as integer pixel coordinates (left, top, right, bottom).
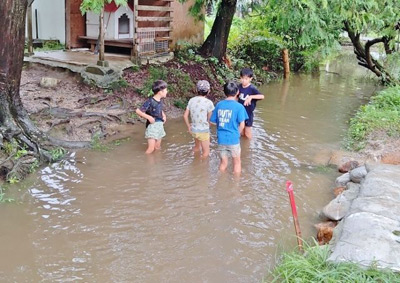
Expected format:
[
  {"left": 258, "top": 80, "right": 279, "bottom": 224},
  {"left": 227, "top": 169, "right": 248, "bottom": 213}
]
[{"left": 286, "top": 181, "right": 303, "bottom": 252}]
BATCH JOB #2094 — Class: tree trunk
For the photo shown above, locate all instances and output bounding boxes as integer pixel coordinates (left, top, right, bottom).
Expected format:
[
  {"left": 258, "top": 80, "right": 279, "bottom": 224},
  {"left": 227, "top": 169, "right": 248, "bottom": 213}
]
[
  {"left": 27, "top": 4, "right": 34, "bottom": 55},
  {"left": 344, "top": 21, "right": 397, "bottom": 85},
  {"left": 0, "top": 0, "right": 88, "bottom": 180},
  {"left": 199, "top": 0, "right": 237, "bottom": 61},
  {"left": 99, "top": 8, "right": 105, "bottom": 62}
]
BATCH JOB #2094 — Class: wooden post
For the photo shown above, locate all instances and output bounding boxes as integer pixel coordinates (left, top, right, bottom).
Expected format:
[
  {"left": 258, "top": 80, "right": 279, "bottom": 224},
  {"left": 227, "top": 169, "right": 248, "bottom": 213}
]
[
  {"left": 282, "top": 48, "right": 290, "bottom": 79},
  {"left": 132, "top": 0, "right": 139, "bottom": 62},
  {"left": 26, "top": 4, "right": 34, "bottom": 55}
]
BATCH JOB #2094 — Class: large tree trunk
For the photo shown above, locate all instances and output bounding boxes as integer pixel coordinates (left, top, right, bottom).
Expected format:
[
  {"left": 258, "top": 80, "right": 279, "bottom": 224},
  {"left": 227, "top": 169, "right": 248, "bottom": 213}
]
[
  {"left": 0, "top": 0, "right": 88, "bottom": 181},
  {"left": 199, "top": 0, "right": 237, "bottom": 61},
  {"left": 344, "top": 21, "right": 397, "bottom": 85}
]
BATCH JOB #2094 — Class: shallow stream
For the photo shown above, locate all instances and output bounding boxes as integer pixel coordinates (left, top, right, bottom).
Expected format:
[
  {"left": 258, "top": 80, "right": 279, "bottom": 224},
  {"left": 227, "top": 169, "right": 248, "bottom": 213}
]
[{"left": 0, "top": 53, "right": 379, "bottom": 282}]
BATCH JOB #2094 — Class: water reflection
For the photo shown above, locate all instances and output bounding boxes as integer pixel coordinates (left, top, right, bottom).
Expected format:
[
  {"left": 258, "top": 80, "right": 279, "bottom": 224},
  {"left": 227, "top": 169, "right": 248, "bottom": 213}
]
[{"left": 0, "top": 53, "right": 379, "bottom": 282}]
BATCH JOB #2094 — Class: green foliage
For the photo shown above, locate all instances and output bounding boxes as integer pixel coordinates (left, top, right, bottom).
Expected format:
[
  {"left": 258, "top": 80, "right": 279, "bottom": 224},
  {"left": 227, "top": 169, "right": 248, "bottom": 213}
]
[
  {"left": 35, "top": 41, "right": 65, "bottom": 51},
  {"left": 270, "top": 241, "right": 400, "bottom": 282},
  {"left": 263, "top": 0, "right": 400, "bottom": 74},
  {"left": 168, "top": 69, "right": 194, "bottom": 99},
  {"left": 8, "top": 175, "right": 20, "bottom": 184},
  {"left": 90, "top": 133, "right": 109, "bottom": 151},
  {"left": 178, "top": 0, "right": 205, "bottom": 22},
  {"left": 14, "top": 148, "right": 28, "bottom": 160},
  {"left": 173, "top": 99, "right": 188, "bottom": 109},
  {"left": 50, "top": 147, "right": 66, "bottom": 161},
  {"left": 131, "top": 64, "right": 140, "bottom": 72},
  {"left": 139, "top": 65, "right": 194, "bottom": 99},
  {"left": 108, "top": 78, "right": 129, "bottom": 92},
  {"left": 346, "top": 86, "right": 400, "bottom": 150},
  {"left": 0, "top": 186, "right": 15, "bottom": 203},
  {"left": 2, "top": 140, "right": 17, "bottom": 155},
  {"left": 138, "top": 65, "right": 168, "bottom": 97},
  {"left": 383, "top": 53, "right": 400, "bottom": 82},
  {"left": 29, "top": 159, "right": 39, "bottom": 173},
  {"left": 80, "top": 0, "right": 127, "bottom": 14},
  {"left": 228, "top": 16, "right": 284, "bottom": 71}
]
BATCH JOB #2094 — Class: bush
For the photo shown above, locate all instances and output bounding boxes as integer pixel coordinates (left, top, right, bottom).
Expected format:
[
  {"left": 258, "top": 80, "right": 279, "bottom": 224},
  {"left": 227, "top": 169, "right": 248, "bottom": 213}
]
[
  {"left": 346, "top": 86, "right": 400, "bottom": 150},
  {"left": 270, "top": 242, "right": 400, "bottom": 282}
]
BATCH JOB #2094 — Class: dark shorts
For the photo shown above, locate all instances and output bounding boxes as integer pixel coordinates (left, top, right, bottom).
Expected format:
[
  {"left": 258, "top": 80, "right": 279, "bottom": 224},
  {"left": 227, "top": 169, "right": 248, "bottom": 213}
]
[{"left": 245, "top": 112, "right": 254, "bottom": 127}]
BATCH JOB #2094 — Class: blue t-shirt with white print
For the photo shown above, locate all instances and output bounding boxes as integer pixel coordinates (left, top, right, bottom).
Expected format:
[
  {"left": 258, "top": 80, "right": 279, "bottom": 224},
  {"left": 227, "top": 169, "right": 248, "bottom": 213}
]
[{"left": 210, "top": 100, "right": 248, "bottom": 145}]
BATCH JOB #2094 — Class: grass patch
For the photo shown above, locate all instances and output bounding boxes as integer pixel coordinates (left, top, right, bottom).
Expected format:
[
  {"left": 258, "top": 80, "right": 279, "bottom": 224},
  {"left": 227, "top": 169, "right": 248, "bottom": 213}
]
[
  {"left": 270, "top": 242, "right": 400, "bottom": 282},
  {"left": 138, "top": 65, "right": 168, "bottom": 97},
  {"left": 346, "top": 86, "right": 400, "bottom": 150},
  {"left": 138, "top": 65, "right": 195, "bottom": 99}
]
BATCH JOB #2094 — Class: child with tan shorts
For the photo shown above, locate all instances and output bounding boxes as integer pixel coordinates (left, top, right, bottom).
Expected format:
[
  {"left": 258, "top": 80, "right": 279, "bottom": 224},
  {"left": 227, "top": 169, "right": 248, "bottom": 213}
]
[
  {"left": 136, "top": 80, "right": 168, "bottom": 154},
  {"left": 183, "top": 80, "right": 215, "bottom": 157}
]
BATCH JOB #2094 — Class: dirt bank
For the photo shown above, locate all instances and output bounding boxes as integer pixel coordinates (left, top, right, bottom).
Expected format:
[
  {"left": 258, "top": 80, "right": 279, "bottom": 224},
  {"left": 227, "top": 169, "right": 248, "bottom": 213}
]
[{"left": 20, "top": 62, "right": 221, "bottom": 143}]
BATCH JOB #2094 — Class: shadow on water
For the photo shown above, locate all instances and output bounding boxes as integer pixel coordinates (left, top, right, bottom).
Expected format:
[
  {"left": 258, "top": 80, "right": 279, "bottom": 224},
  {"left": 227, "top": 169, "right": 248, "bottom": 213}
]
[{"left": 0, "top": 52, "right": 379, "bottom": 282}]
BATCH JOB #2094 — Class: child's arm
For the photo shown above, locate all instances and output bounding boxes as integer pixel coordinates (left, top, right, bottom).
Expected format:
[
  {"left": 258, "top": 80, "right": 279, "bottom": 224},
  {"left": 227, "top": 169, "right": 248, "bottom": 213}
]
[
  {"left": 243, "top": 94, "right": 265, "bottom": 106},
  {"left": 136, "top": 108, "right": 155, "bottom": 124},
  {"left": 183, "top": 109, "right": 191, "bottom": 133},
  {"left": 207, "top": 111, "right": 213, "bottom": 123},
  {"left": 162, "top": 111, "right": 166, "bottom": 123},
  {"left": 238, "top": 121, "right": 245, "bottom": 133}
]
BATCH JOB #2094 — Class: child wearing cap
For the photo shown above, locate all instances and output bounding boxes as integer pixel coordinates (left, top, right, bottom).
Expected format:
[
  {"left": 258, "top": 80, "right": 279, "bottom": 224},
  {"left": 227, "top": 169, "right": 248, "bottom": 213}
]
[{"left": 183, "top": 80, "right": 215, "bottom": 157}]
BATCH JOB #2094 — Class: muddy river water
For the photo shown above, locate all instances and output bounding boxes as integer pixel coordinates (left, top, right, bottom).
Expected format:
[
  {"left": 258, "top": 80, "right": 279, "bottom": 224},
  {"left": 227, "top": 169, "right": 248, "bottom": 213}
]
[{"left": 0, "top": 54, "right": 379, "bottom": 282}]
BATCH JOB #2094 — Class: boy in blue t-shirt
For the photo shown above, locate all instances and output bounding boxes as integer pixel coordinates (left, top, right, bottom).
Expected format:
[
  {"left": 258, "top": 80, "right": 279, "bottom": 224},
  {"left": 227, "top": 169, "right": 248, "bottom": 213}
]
[
  {"left": 238, "top": 68, "right": 264, "bottom": 139},
  {"left": 210, "top": 81, "right": 248, "bottom": 174}
]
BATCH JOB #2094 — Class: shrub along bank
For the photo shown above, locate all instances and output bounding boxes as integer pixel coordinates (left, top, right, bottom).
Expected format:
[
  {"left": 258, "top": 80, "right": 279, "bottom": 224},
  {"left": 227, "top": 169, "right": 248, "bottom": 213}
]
[
  {"left": 346, "top": 85, "right": 400, "bottom": 151},
  {"left": 269, "top": 243, "right": 400, "bottom": 282}
]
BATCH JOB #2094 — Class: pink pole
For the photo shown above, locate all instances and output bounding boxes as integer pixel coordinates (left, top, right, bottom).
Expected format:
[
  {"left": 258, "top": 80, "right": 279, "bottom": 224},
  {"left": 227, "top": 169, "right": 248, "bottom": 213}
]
[{"left": 286, "top": 181, "right": 303, "bottom": 251}]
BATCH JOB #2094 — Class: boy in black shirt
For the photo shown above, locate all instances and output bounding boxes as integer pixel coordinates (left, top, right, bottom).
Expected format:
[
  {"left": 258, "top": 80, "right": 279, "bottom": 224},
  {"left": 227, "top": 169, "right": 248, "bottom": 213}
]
[
  {"left": 238, "top": 68, "right": 264, "bottom": 139},
  {"left": 136, "top": 80, "right": 168, "bottom": 153}
]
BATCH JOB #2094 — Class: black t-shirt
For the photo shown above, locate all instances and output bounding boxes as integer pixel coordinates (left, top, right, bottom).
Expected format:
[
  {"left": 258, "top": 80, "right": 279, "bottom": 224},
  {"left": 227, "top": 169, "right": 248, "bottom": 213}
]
[{"left": 139, "top": 97, "right": 164, "bottom": 127}]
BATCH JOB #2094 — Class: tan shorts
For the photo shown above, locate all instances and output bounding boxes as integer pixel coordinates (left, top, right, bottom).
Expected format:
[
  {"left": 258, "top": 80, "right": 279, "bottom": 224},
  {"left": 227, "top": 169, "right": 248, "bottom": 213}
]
[
  {"left": 218, "top": 144, "right": 241, "bottom": 158},
  {"left": 192, "top": 132, "right": 210, "bottom": 142},
  {"left": 145, "top": 122, "right": 166, "bottom": 140}
]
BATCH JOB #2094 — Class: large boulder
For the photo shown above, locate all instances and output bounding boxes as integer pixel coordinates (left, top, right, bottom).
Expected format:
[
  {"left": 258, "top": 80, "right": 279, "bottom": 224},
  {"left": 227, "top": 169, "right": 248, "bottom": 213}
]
[
  {"left": 328, "top": 164, "right": 400, "bottom": 271},
  {"left": 335, "top": 172, "right": 350, "bottom": 187},
  {"left": 40, "top": 77, "right": 59, "bottom": 88},
  {"left": 338, "top": 160, "right": 359, "bottom": 173},
  {"left": 349, "top": 166, "right": 367, "bottom": 183},
  {"left": 328, "top": 212, "right": 400, "bottom": 271}
]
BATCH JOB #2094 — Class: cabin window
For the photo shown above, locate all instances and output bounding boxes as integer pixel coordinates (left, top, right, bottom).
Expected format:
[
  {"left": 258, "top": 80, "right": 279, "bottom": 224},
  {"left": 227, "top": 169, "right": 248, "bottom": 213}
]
[{"left": 119, "top": 14, "right": 129, "bottom": 34}]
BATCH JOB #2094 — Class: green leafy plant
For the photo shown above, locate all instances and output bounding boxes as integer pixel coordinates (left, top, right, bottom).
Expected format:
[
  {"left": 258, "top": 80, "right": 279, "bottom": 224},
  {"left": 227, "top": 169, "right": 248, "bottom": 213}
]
[
  {"left": 173, "top": 99, "right": 188, "bottom": 109},
  {"left": 0, "top": 186, "right": 15, "bottom": 203},
  {"left": 270, "top": 240, "right": 400, "bottom": 282},
  {"left": 7, "top": 175, "right": 19, "bottom": 184},
  {"left": 108, "top": 78, "right": 129, "bottom": 92},
  {"left": 346, "top": 86, "right": 400, "bottom": 150},
  {"left": 138, "top": 65, "right": 168, "bottom": 97},
  {"left": 14, "top": 148, "right": 28, "bottom": 160},
  {"left": 29, "top": 159, "right": 40, "bottom": 173},
  {"left": 90, "top": 133, "right": 109, "bottom": 151},
  {"left": 50, "top": 147, "right": 66, "bottom": 161}
]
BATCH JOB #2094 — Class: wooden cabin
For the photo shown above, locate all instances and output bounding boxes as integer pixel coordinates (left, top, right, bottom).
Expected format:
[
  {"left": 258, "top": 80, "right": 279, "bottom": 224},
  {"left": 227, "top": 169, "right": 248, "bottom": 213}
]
[{"left": 64, "top": 0, "right": 203, "bottom": 60}]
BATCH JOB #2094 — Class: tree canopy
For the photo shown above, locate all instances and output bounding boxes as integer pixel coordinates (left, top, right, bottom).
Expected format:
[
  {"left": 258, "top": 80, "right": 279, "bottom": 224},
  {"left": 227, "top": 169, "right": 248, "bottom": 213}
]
[
  {"left": 263, "top": 0, "right": 400, "bottom": 82},
  {"left": 80, "top": 0, "right": 127, "bottom": 14}
]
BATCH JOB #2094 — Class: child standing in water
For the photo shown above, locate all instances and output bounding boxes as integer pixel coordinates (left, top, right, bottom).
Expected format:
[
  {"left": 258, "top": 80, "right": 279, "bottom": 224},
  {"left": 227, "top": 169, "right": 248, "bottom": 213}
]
[
  {"left": 238, "top": 68, "right": 264, "bottom": 139},
  {"left": 183, "top": 80, "right": 215, "bottom": 157},
  {"left": 210, "top": 81, "right": 248, "bottom": 174},
  {"left": 136, "top": 80, "right": 168, "bottom": 154}
]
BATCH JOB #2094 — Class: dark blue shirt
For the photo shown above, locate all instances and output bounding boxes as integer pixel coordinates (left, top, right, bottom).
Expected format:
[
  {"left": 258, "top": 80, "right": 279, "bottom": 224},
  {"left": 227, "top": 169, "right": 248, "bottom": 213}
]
[
  {"left": 238, "top": 84, "right": 261, "bottom": 114},
  {"left": 140, "top": 98, "right": 164, "bottom": 127}
]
